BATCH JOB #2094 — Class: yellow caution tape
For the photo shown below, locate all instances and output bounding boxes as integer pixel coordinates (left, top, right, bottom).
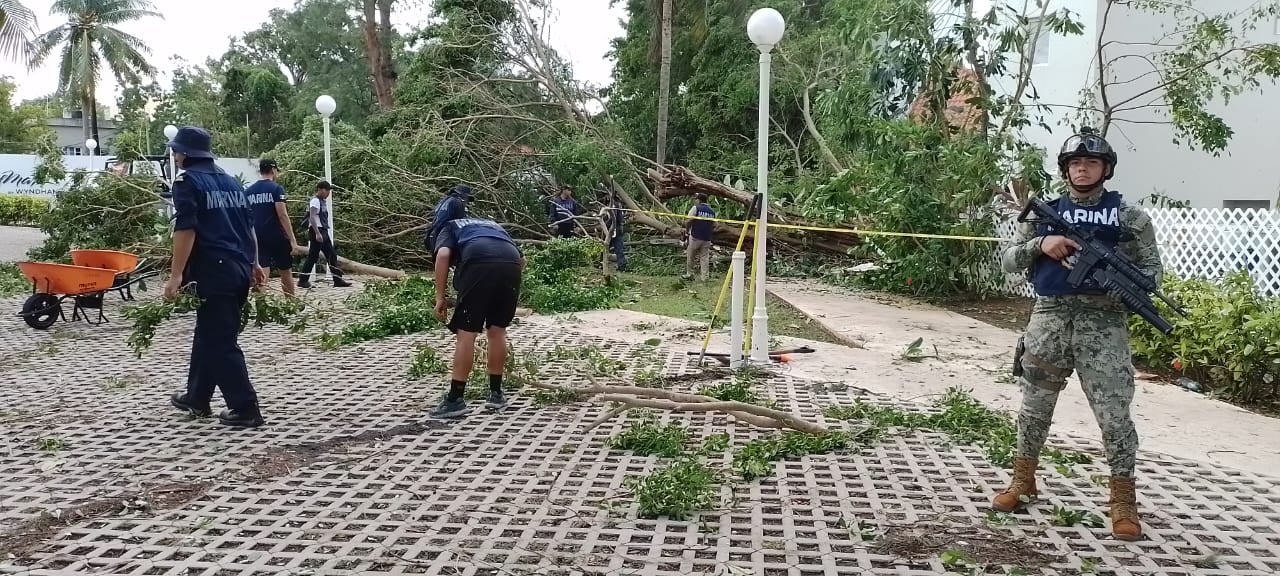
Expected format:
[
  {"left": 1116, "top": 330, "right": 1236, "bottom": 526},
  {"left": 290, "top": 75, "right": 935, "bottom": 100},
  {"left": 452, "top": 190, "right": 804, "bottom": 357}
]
[{"left": 618, "top": 207, "right": 1004, "bottom": 242}]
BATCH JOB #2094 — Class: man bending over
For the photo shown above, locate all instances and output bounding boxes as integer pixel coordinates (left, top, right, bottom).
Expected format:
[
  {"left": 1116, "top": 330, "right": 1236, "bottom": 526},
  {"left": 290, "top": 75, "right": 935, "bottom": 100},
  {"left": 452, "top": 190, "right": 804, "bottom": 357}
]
[{"left": 429, "top": 217, "right": 525, "bottom": 419}]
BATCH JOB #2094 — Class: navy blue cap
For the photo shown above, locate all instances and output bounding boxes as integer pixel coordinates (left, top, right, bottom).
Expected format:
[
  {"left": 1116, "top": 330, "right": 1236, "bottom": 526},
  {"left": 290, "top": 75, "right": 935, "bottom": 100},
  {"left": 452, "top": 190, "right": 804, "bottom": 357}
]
[{"left": 168, "top": 126, "right": 216, "bottom": 159}]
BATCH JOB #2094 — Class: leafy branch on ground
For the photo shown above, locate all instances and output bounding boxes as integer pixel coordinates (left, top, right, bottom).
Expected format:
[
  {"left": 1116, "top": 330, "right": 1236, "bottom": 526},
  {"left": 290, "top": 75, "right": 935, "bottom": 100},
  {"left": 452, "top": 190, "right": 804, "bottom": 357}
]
[
  {"left": 823, "top": 387, "right": 1090, "bottom": 470},
  {"left": 605, "top": 411, "right": 863, "bottom": 520}
]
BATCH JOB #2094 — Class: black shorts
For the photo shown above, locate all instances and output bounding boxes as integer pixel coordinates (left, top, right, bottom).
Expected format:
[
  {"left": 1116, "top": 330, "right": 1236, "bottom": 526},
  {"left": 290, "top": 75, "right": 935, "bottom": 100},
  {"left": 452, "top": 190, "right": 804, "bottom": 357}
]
[
  {"left": 448, "top": 261, "right": 522, "bottom": 333},
  {"left": 257, "top": 238, "right": 293, "bottom": 270}
]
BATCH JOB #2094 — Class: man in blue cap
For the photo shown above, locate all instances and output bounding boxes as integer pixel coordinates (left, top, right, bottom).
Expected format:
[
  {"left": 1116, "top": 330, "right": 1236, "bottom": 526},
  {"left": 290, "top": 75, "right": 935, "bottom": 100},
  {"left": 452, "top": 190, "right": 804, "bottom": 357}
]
[
  {"left": 426, "top": 184, "right": 473, "bottom": 252},
  {"left": 163, "top": 126, "right": 268, "bottom": 428}
]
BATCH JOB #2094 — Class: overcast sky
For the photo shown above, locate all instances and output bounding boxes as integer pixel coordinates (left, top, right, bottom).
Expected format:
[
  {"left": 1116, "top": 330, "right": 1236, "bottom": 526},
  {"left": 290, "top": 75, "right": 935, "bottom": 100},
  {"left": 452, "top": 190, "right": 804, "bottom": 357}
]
[{"left": 0, "top": 0, "right": 626, "bottom": 105}]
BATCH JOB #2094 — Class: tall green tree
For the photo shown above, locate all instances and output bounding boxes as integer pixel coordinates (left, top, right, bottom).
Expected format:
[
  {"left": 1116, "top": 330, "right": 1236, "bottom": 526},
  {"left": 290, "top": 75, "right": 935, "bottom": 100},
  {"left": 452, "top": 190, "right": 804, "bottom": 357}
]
[
  {"left": 0, "top": 0, "right": 37, "bottom": 62},
  {"left": 0, "top": 76, "right": 54, "bottom": 152},
  {"left": 29, "top": 0, "right": 161, "bottom": 146}
]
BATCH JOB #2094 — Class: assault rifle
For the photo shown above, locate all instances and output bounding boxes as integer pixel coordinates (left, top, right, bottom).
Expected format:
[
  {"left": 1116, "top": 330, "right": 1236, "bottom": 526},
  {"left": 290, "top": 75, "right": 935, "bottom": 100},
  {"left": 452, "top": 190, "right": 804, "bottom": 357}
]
[{"left": 1017, "top": 198, "right": 1188, "bottom": 335}]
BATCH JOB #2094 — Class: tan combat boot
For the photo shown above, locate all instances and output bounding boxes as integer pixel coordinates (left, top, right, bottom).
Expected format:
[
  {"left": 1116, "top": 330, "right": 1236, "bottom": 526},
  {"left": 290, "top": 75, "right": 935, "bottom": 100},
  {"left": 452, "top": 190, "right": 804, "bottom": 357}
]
[
  {"left": 1109, "top": 476, "right": 1142, "bottom": 541},
  {"left": 992, "top": 456, "right": 1039, "bottom": 512}
]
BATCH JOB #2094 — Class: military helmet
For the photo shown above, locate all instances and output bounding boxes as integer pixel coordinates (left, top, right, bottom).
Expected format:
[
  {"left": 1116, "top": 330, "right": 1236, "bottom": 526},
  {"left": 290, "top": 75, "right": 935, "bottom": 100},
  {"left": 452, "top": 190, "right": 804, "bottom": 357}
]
[{"left": 1057, "top": 127, "right": 1117, "bottom": 180}]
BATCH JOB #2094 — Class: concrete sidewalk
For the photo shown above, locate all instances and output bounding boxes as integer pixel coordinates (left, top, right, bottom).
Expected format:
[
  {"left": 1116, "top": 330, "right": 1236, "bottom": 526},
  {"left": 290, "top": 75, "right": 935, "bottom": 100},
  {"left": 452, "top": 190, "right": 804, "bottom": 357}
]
[
  {"left": 768, "top": 279, "right": 1280, "bottom": 479},
  {"left": 0, "top": 226, "right": 46, "bottom": 262}
]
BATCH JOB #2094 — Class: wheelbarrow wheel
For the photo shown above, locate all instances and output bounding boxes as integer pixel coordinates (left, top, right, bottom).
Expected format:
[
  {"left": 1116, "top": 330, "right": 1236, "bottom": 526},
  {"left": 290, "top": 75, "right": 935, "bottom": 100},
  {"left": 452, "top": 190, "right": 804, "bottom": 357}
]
[{"left": 22, "top": 294, "right": 61, "bottom": 330}]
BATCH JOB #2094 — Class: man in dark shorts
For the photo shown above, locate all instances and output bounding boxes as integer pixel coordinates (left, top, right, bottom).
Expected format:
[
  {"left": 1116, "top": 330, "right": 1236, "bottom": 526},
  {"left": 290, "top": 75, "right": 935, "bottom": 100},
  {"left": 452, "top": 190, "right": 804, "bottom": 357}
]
[
  {"left": 429, "top": 217, "right": 525, "bottom": 419},
  {"left": 244, "top": 159, "right": 300, "bottom": 296}
]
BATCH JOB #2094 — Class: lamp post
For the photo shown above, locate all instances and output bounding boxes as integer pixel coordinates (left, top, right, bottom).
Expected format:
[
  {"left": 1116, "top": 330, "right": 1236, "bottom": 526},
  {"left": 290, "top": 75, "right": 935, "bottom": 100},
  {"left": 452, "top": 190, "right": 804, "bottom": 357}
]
[
  {"left": 84, "top": 138, "right": 98, "bottom": 171},
  {"left": 163, "top": 124, "right": 179, "bottom": 185},
  {"left": 315, "top": 95, "right": 337, "bottom": 235},
  {"left": 746, "top": 8, "right": 785, "bottom": 363}
]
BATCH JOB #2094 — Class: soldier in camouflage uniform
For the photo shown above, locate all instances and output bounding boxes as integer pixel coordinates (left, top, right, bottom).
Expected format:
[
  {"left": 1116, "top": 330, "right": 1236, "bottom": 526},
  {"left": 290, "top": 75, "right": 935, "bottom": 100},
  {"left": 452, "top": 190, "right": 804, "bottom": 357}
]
[{"left": 993, "top": 129, "right": 1162, "bottom": 541}]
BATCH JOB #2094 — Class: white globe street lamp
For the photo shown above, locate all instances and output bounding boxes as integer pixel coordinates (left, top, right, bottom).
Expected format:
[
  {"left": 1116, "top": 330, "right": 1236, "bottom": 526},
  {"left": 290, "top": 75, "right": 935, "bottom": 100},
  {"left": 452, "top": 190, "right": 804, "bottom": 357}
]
[
  {"left": 746, "top": 7, "right": 785, "bottom": 364},
  {"left": 85, "top": 138, "right": 98, "bottom": 171},
  {"left": 163, "top": 124, "right": 179, "bottom": 185},
  {"left": 315, "top": 95, "right": 337, "bottom": 235}
]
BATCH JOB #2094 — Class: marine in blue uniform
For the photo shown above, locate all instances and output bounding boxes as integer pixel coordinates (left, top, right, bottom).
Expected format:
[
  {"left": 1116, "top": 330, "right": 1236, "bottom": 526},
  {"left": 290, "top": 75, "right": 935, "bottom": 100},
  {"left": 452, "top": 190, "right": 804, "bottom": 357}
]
[
  {"left": 426, "top": 184, "right": 473, "bottom": 253},
  {"left": 684, "top": 193, "right": 716, "bottom": 280},
  {"left": 428, "top": 216, "right": 526, "bottom": 419},
  {"left": 604, "top": 187, "right": 628, "bottom": 272},
  {"left": 547, "top": 185, "right": 581, "bottom": 238},
  {"left": 163, "top": 126, "right": 267, "bottom": 428},
  {"left": 244, "top": 158, "right": 300, "bottom": 296}
]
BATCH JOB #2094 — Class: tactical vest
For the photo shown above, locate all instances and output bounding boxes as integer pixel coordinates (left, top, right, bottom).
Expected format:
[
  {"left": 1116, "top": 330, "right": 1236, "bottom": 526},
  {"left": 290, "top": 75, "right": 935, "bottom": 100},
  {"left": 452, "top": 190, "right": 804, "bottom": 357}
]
[
  {"left": 1030, "top": 190, "right": 1125, "bottom": 296},
  {"left": 314, "top": 198, "right": 331, "bottom": 230},
  {"left": 451, "top": 218, "right": 518, "bottom": 248},
  {"left": 690, "top": 204, "right": 715, "bottom": 240}
]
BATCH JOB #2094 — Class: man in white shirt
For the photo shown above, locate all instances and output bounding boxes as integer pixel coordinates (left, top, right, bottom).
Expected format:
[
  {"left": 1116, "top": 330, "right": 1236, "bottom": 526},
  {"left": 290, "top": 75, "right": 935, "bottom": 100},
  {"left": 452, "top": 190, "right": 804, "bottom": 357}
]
[{"left": 297, "top": 181, "right": 351, "bottom": 289}]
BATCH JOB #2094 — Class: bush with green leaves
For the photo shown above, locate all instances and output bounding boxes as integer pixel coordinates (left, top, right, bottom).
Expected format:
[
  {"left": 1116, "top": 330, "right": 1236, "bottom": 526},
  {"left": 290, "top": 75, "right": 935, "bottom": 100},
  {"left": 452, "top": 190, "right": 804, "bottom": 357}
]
[
  {"left": 520, "top": 237, "right": 622, "bottom": 313},
  {"left": 0, "top": 195, "right": 50, "bottom": 227},
  {"left": 28, "top": 174, "right": 166, "bottom": 263},
  {"left": 1129, "top": 271, "right": 1280, "bottom": 404}
]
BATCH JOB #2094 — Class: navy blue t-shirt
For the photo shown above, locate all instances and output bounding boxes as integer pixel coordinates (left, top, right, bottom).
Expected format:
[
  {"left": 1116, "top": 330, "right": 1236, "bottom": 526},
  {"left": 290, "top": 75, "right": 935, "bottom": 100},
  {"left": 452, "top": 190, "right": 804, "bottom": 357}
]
[
  {"left": 433, "top": 221, "right": 522, "bottom": 269},
  {"left": 244, "top": 179, "right": 288, "bottom": 244}
]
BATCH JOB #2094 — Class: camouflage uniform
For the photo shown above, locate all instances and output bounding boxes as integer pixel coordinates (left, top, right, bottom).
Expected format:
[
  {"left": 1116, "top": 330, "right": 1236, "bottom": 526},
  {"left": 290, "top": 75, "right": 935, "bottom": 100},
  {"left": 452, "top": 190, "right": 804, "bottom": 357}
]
[{"left": 1001, "top": 191, "right": 1163, "bottom": 477}]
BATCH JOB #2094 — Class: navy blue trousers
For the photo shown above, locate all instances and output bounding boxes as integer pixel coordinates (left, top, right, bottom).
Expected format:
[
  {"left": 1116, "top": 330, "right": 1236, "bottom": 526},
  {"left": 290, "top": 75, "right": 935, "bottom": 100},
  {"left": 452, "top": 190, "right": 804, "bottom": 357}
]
[
  {"left": 185, "top": 288, "right": 258, "bottom": 412},
  {"left": 610, "top": 233, "right": 627, "bottom": 272}
]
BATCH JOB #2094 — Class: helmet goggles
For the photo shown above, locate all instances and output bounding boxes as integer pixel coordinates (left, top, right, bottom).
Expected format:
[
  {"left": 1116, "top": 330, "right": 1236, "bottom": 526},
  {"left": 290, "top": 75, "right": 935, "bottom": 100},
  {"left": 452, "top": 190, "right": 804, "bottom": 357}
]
[{"left": 1060, "top": 133, "right": 1113, "bottom": 158}]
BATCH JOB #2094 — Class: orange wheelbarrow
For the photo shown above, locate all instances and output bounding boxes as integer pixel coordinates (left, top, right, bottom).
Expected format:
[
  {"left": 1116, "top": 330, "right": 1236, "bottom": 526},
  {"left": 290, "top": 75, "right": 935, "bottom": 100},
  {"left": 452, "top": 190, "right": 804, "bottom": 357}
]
[
  {"left": 15, "top": 252, "right": 160, "bottom": 330},
  {"left": 69, "top": 249, "right": 156, "bottom": 302}
]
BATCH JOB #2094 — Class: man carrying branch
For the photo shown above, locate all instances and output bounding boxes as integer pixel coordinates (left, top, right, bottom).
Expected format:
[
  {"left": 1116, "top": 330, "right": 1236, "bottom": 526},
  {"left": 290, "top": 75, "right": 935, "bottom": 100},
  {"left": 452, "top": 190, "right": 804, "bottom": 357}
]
[{"left": 994, "top": 129, "right": 1163, "bottom": 541}]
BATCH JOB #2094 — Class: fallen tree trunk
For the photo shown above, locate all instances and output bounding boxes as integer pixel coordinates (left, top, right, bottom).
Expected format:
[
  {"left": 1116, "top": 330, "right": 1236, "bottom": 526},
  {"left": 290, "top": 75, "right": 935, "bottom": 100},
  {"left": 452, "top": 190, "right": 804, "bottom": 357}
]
[
  {"left": 289, "top": 246, "right": 407, "bottom": 279},
  {"left": 642, "top": 165, "right": 863, "bottom": 256}
]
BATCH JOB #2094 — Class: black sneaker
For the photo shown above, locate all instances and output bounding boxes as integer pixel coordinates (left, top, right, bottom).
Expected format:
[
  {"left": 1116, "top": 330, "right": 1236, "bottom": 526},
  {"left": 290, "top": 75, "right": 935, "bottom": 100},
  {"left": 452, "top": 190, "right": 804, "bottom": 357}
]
[
  {"left": 170, "top": 391, "right": 211, "bottom": 417},
  {"left": 296, "top": 279, "right": 312, "bottom": 289},
  {"left": 333, "top": 277, "right": 352, "bottom": 288},
  {"left": 486, "top": 389, "right": 509, "bottom": 410},
  {"left": 218, "top": 409, "right": 265, "bottom": 428},
  {"left": 430, "top": 397, "right": 470, "bottom": 419}
]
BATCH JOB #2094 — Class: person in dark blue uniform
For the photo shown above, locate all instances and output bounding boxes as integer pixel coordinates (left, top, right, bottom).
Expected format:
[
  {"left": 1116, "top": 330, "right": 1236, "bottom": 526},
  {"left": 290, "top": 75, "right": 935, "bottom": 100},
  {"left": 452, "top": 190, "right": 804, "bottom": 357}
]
[
  {"left": 426, "top": 184, "right": 473, "bottom": 252},
  {"left": 428, "top": 216, "right": 525, "bottom": 419},
  {"left": 604, "top": 187, "right": 628, "bottom": 272},
  {"left": 163, "top": 126, "right": 267, "bottom": 428},
  {"left": 547, "top": 185, "right": 581, "bottom": 238},
  {"left": 245, "top": 158, "right": 300, "bottom": 296}
]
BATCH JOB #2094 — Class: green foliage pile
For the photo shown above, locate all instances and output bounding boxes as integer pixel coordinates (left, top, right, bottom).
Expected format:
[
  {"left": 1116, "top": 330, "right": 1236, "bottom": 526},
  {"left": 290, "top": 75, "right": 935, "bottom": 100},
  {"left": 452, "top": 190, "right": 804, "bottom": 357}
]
[
  {"left": 0, "top": 196, "right": 51, "bottom": 227},
  {"left": 606, "top": 413, "right": 853, "bottom": 520},
  {"left": 27, "top": 174, "right": 166, "bottom": 264},
  {"left": 0, "top": 263, "right": 27, "bottom": 297},
  {"left": 1130, "top": 271, "right": 1280, "bottom": 405},
  {"left": 321, "top": 239, "right": 619, "bottom": 348},
  {"left": 320, "top": 276, "right": 442, "bottom": 348},
  {"left": 520, "top": 238, "right": 622, "bottom": 313}
]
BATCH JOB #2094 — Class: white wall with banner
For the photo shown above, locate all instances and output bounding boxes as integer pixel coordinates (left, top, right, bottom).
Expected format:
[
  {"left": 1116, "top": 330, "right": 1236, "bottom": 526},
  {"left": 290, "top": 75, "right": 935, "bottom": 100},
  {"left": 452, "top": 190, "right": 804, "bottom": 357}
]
[{"left": 0, "top": 154, "right": 259, "bottom": 198}]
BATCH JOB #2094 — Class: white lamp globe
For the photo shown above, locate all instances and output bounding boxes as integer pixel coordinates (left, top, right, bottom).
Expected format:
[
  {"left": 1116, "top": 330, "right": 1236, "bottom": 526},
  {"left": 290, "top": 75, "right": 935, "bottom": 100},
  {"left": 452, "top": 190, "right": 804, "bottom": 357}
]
[
  {"left": 747, "top": 8, "right": 786, "bottom": 48},
  {"left": 163, "top": 124, "right": 178, "bottom": 139},
  {"left": 85, "top": 138, "right": 97, "bottom": 151},
  {"left": 315, "top": 95, "right": 337, "bottom": 117}
]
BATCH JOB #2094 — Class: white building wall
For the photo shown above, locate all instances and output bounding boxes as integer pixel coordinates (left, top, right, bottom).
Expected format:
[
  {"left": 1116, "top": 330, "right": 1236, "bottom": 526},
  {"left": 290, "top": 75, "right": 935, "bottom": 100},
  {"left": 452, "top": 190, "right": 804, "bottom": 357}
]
[
  {"left": 992, "top": 0, "right": 1280, "bottom": 208},
  {"left": 1095, "top": 0, "right": 1280, "bottom": 209},
  {"left": 986, "top": 0, "right": 1101, "bottom": 172}
]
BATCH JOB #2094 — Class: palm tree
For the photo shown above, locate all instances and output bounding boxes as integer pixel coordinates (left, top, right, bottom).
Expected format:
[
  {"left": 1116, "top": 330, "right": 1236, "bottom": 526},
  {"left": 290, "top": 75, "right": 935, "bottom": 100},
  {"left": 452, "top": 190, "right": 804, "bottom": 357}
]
[
  {"left": 0, "top": 0, "right": 38, "bottom": 62},
  {"left": 30, "top": 0, "right": 161, "bottom": 147}
]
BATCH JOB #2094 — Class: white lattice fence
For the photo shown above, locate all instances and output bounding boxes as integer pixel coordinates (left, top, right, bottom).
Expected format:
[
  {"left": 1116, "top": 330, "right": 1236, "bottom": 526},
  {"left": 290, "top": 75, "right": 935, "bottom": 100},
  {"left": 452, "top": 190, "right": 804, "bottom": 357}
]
[{"left": 988, "top": 207, "right": 1280, "bottom": 298}]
